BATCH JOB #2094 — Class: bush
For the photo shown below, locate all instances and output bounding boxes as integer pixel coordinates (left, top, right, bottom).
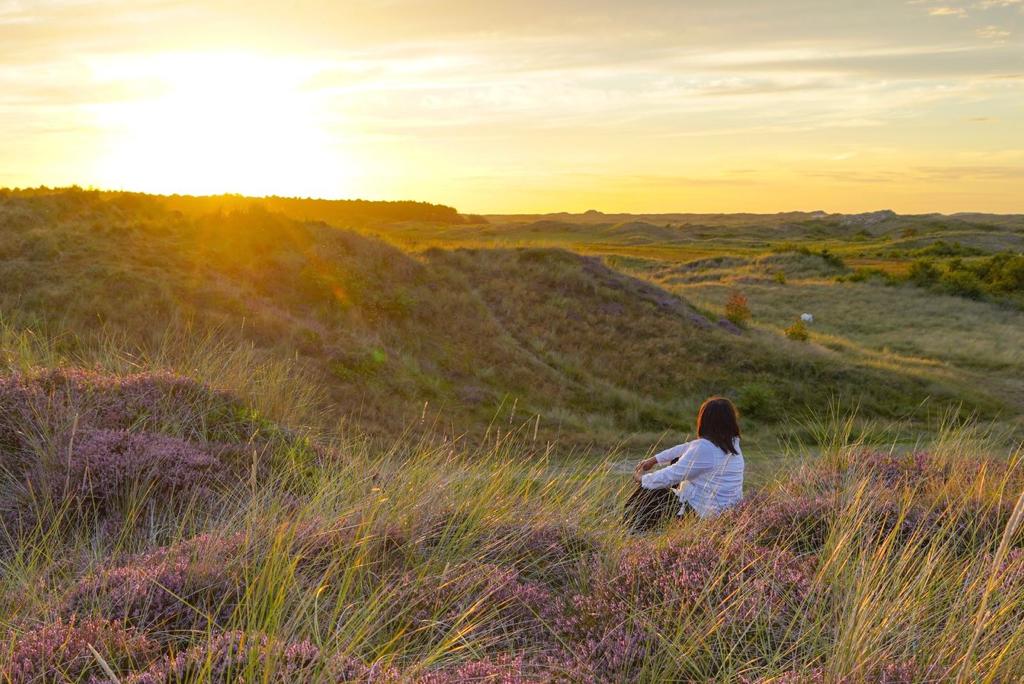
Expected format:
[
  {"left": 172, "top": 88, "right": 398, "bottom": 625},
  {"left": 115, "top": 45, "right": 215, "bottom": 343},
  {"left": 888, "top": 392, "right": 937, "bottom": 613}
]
[
  {"left": 838, "top": 267, "right": 897, "bottom": 285},
  {"left": 558, "top": 540, "right": 814, "bottom": 679},
  {"left": 733, "top": 493, "right": 834, "bottom": 554},
  {"left": 0, "top": 368, "right": 311, "bottom": 538},
  {"left": 737, "top": 382, "right": 780, "bottom": 420},
  {"left": 124, "top": 631, "right": 393, "bottom": 684},
  {"left": 911, "top": 240, "right": 983, "bottom": 258},
  {"left": 3, "top": 617, "right": 158, "bottom": 683},
  {"left": 63, "top": 533, "right": 244, "bottom": 637},
  {"left": 785, "top": 320, "right": 809, "bottom": 342},
  {"left": 941, "top": 269, "right": 985, "bottom": 299},
  {"left": 819, "top": 249, "right": 844, "bottom": 268},
  {"left": 908, "top": 259, "right": 941, "bottom": 286},
  {"left": 901, "top": 252, "right": 1024, "bottom": 304},
  {"left": 395, "top": 561, "right": 558, "bottom": 652},
  {"left": 725, "top": 290, "right": 752, "bottom": 326}
]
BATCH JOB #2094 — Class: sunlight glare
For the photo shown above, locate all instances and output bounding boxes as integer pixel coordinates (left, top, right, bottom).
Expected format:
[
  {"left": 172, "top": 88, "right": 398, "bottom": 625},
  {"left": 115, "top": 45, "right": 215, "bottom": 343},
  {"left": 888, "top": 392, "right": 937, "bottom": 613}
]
[{"left": 90, "top": 53, "right": 355, "bottom": 197}]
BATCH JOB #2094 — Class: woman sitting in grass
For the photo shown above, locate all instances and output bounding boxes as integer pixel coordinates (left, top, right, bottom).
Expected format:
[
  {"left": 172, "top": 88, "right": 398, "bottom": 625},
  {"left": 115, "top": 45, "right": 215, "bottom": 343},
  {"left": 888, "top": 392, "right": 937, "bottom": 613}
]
[{"left": 624, "top": 397, "right": 745, "bottom": 532}]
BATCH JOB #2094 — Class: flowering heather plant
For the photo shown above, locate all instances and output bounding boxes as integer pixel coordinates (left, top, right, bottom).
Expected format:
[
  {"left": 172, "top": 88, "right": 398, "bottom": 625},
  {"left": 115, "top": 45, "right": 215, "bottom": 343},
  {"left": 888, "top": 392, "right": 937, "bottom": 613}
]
[
  {"left": 859, "top": 496, "right": 1019, "bottom": 555},
  {"left": 476, "top": 520, "right": 599, "bottom": 588},
  {"left": 416, "top": 654, "right": 542, "bottom": 683},
  {"left": 63, "top": 534, "right": 244, "bottom": 637},
  {"left": 0, "top": 368, "right": 258, "bottom": 446},
  {"left": 416, "top": 513, "right": 599, "bottom": 588},
  {"left": 733, "top": 493, "right": 835, "bottom": 554},
  {"left": 62, "top": 428, "right": 223, "bottom": 508},
  {"left": 1, "top": 428, "right": 235, "bottom": 543},
  {"left": 744, "top": 659, "right": 940, "bottom": 683},
  {"left": 124, "top": 631, "right": 397, "bottom": 684},
  {"left": 559, "top": 540, "right": 815, "bottom": 679},
  {"left": 399, "top": 562, "right": 560, "bottom": 652},
  {"left": 0, "top": 372, "right": 319, "bottom": 548},
  {"left": 854, "top": 450, "right": 947, "bottom": 487},
  {"left": 285, "top": 515, "right": 412, "bottom": 581},
  {"left": 3, "top": 617, "right": 158, "bottom": 683},
  {"left": 1000, "top": 549, "right": 1024, "bottom": 589}
]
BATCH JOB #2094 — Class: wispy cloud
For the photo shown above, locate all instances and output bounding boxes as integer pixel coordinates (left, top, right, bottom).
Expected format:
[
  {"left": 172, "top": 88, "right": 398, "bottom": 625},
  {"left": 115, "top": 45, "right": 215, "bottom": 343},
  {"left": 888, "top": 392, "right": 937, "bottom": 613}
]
[
  {"left": 1, "top": 0, "right": 1022, "bottom": 212},
  {"left": 976, "top": 24, "right": 1011, "bottom": 39},
  {"left": 975, "top": 0, "right": 1021, "bottom": 8},
  {"left": 929, "top": 6, "right": 969, "bottom": 16}
]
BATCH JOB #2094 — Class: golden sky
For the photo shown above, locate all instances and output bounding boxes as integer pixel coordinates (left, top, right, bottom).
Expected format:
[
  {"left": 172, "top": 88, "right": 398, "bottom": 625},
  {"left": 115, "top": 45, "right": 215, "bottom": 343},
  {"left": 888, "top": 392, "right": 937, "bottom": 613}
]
[{"left": 1, "top": 0, "right": 1022, "bottom": 213}]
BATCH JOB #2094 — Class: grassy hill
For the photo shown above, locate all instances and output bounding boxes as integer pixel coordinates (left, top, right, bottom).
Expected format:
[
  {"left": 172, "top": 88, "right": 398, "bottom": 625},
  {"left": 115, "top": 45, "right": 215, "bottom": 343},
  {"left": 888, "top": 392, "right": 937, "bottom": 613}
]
[
  {"left": 0, "top": 188, "right": 1003, "bottom": 464},
  {"left": 2, "top": 189, "right": 1024, "bottom": 682}
]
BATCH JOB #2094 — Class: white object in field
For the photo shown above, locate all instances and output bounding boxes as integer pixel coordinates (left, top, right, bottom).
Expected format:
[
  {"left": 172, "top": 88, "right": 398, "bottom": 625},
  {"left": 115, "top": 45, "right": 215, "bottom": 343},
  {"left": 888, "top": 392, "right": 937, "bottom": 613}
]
[{"left": 800, "top": 313, "right": 814, "bottom": 323}]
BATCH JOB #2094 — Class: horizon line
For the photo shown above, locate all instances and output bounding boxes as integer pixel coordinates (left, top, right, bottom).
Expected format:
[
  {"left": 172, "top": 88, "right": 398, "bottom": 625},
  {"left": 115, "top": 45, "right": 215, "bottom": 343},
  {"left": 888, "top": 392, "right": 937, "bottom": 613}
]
[{"left": 3, "top": 184, "right": 1023, "bottom": 218}]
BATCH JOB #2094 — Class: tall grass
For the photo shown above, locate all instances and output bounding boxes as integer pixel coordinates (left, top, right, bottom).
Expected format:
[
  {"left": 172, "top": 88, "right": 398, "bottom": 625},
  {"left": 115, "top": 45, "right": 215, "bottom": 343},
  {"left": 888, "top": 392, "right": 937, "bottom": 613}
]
[{"left": 2, "top": 323, "right": 1023, "bottom": 681}]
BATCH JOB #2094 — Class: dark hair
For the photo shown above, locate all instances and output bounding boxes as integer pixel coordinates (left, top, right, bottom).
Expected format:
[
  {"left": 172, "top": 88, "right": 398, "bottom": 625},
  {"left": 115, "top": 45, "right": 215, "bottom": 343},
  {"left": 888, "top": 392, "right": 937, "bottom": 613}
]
[{"left": 697, "top": 397, "right": 740, "bottom": 455}]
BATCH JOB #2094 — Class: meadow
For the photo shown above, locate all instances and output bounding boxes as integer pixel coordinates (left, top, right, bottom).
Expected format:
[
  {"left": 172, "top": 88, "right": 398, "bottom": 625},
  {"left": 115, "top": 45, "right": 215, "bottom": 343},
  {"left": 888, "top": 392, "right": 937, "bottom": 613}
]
[{"left": 1, "top": 189, "right": 1023, "bottom": 682}]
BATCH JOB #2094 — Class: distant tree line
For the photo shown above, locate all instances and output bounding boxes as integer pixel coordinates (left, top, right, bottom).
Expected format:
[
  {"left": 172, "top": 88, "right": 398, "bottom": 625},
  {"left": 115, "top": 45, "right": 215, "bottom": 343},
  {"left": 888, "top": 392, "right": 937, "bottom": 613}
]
[{"left": 0, "top": 186, "right": 485, "bottom": 226}]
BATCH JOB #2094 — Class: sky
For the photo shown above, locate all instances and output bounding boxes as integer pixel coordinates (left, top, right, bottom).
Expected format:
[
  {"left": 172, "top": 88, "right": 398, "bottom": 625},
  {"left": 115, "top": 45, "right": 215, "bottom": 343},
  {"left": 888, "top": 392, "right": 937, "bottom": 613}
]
[{"left": 1, "top": 0, "right": 1022, "bottom": 213}]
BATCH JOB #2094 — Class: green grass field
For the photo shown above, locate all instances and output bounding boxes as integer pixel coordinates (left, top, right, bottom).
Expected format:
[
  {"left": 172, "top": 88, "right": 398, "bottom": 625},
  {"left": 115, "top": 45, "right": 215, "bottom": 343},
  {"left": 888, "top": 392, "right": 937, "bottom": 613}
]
[{"left": 1, "top": 189, "right": 1023, "bottom": 681}]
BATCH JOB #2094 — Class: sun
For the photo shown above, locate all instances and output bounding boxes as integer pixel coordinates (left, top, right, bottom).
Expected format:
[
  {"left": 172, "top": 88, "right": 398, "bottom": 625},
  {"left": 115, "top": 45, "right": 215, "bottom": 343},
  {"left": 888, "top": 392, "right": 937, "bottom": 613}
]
[{"left": 90, "top": 52, "right": 355, "bottom": 197}]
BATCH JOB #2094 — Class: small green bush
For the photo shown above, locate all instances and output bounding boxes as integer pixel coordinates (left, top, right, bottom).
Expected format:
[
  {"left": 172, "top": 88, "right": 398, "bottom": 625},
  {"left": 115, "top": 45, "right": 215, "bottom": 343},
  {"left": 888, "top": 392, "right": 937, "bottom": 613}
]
[
  {"left": 819, "top": 249, "right": 844, "bottom": 268},
  {"left": 838, "top": 267, "right": 898, "bottom": 285},
  {"left": 902, "top": 252, "right": 1024, "bottom": 304},
  {"left": 737, "top": 382, "right": 780, "bottom": 420},
  {"left": 785, "top": 319, "right": 810, "bottom": 342},
  {"left": 911, "top": 240, "right": 983, "bottom": 258},
  {"left": 725, "top": 290, "right": 752, "bottom": 326},
  {"left": 941, "top": 270, "right": 985, "bottom": 299},
  {"left": 908, "top": 259, "right": 941, "bottom": 286}
]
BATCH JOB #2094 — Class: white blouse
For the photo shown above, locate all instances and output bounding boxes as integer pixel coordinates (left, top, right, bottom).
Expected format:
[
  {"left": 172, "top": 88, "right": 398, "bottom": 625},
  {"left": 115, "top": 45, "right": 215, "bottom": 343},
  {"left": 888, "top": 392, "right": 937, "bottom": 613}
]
[{"left": 640, "top": 437, "right": 744, "bottom": 518}]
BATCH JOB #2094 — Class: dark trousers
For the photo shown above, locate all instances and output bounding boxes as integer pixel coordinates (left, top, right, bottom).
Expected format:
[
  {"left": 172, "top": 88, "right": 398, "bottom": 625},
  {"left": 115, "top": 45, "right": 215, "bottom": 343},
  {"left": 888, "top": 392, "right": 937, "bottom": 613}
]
[{"left": 622, "top": 486, "right": 691, "bottom": 533}]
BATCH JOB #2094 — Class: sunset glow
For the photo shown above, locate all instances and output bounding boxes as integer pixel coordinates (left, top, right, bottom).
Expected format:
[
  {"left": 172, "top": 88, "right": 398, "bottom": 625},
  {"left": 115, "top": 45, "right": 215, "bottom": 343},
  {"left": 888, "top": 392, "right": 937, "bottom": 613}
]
[
  {"left": 1, "top": 0, "right": 1022, "bottom": 212},
  {"left": 88, "top": 53, "right": 354, "bottom": 198}
]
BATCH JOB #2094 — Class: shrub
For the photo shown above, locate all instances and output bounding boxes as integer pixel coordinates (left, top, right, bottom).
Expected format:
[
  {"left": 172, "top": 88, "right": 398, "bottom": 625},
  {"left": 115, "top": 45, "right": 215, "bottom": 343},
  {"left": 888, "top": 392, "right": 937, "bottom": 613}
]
[
  {"left": 0, "top": 367, "right": 312, "bottom": 539},
  {"left": 773, "top": 271, "right": 787, "bottom": 284},
  {"left": 737, "top": 382, "right": 780, "bottom": 421},
  {"left": 725, "top": 290, "right": 752, "bottom": 326},
  {"left": 941, "top": 269, "right": 985, "bottom": 299},
  {"left": 397, "top": 562, "right": 559, "bottom": 652},
  {"left": 558, "top": 540, "right": 814, "bottom": 679},
  {"left": 743, "top": 660, "right": 940, "bottom": 683},
  {"left": 3, "top": 617, "right": 158, "bottom": 683},
  {"left": 785, "top": 320, "right": 809, "bottom": 342},
  {"left": 284, "top": 515, "right": 412, "bottom": 581},
  {"left": 733, "top": 493, "right": 834, "bottom": 554},
  {"left": 907, "top": 259, "right": 940, "bottom": 286},
  {"left": 854, "top": 450, "right": 945, "bottom": 486},
  {"left": 0, "top": 368, "right": 257, "bottom": 447},
  {"left": 416, "top": 654, "right": 540, "bottom": 684},
  {"left": 61, "top": 429, "right": 224, "bottom": 509},
  {"left": 2, "top": 428, "right": 237, "bottom": 539},
  {"left": 63, "top": 533, "right": 244, "bottom": 637},
  {"left": 901, "top": 252, "right": 1024, "bottom": 303},
  {"left": 838, "top": 267, "right": 896, "bottom": 285},
  {"left": 819, "top": 249, "right": 844, "bottom": 268},
  {"left": 419, "top": 518, "right": 599, "bottom": 589},
  {"left": 125, "top": 631, "right": 395, "bottom": 684}
]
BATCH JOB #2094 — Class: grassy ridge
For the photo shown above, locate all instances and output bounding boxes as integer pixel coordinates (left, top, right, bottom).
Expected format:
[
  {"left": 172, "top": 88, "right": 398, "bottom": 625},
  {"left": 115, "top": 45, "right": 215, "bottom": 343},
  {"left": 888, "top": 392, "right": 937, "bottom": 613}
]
[
  {"left": 352, "top": 208, "right": 1024, "bottom": 439},
  {"left": 0, "top": 189, "right": 1003, "bottom": 458}
]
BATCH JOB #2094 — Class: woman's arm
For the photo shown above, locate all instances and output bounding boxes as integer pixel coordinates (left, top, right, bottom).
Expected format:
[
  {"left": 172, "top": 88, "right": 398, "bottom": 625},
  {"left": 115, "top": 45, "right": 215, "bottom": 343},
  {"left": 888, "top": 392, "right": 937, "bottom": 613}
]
[
  {"left": 634, "top": 442, "right": 693, "bottom": 477},
  {"left": 639, "top": 443, "right": 716, "bottom": 489}
]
